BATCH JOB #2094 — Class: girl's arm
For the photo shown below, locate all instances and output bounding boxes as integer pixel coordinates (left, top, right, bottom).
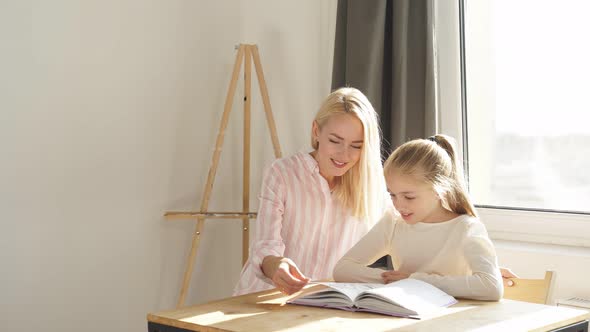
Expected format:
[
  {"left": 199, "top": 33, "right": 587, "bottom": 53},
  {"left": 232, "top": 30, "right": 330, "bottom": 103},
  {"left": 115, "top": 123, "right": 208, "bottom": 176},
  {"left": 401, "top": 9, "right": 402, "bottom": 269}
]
[
  {"left": 333, "top": 211, "right": 395, "bottom": 283},
  {"left": 410, "top": 221, "right": 504, "bottom": 301}
]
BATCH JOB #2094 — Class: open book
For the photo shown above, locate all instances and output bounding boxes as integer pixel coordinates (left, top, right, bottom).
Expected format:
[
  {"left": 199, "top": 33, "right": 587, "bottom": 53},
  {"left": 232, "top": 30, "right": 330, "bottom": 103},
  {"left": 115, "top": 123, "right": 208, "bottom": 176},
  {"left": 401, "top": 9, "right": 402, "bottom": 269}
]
[{"left": 287, "top": 279, "right": 457, "bottom": 319}]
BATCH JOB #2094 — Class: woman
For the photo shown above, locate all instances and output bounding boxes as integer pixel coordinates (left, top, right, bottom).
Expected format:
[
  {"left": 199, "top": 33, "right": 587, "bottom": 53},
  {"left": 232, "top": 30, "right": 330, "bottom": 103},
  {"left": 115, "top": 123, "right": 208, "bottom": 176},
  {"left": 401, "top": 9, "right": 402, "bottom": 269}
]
[{"left": 234, "top": 87, "right": 390, "bottom": 295}]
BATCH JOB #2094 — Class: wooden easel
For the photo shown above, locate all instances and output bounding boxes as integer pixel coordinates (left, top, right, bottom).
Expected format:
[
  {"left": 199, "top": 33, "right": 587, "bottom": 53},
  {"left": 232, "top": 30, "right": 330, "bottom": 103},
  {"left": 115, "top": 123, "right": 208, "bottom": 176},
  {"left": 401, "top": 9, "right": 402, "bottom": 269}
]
[{"left": 165, "top": 44, "right": 282, "bottom": 308}]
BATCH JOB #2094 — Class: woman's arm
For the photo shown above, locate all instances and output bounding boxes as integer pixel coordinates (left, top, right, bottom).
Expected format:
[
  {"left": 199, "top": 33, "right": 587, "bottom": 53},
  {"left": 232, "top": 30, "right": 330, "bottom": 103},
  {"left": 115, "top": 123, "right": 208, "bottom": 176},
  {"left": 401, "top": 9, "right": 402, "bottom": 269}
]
[
  {"left": 248, "top": 163, "right": 309, "bottom": 293},
  {"left": 248, "top": 164, "right": 287, "bottom": 279},
  {"left": 333, "top": 212, "right": 395, "bottom": 283}
]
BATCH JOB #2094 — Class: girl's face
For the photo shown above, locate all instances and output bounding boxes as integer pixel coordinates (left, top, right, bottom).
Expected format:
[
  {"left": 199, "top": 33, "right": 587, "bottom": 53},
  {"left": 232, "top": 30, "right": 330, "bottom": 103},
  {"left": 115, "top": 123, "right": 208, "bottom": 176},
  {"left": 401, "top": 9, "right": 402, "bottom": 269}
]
[
  {"left": 312, "top": 113, "right": 364, "bottom": 180},
  {"left": 386, "top": 170, "right": 447, "bottom": 224}
]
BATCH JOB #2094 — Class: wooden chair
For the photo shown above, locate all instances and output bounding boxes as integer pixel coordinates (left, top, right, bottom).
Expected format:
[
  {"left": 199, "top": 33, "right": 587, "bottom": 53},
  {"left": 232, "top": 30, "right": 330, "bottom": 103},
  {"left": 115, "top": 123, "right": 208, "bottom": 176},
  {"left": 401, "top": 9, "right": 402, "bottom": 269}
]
[{"left": 504, "top": 270, "right": 555, "bottom": 304}]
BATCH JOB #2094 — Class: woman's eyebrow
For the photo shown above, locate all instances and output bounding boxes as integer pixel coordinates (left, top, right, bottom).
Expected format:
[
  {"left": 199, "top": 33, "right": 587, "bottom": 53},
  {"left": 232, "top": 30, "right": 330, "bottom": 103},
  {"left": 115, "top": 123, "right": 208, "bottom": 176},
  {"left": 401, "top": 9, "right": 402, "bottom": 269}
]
[{"left": 329, "top": 133, "right": 363, "bottom": 143}]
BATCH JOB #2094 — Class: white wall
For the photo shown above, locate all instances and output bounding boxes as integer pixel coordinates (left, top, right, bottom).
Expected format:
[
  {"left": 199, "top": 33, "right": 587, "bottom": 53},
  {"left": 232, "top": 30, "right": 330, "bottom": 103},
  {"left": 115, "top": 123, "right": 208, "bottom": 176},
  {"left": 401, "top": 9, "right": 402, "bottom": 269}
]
[{"left": 0, "top": 1, "right": 336, "bottom": 331}]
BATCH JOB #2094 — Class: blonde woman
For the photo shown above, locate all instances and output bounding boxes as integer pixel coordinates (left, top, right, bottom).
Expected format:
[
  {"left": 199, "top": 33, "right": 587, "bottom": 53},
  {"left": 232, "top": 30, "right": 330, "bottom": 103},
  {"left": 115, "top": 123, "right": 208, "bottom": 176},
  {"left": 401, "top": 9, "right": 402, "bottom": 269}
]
[
  {"left": 234, "top": 87, "right": 390, "bottom": 296},
  {"left": 334, "top": 135, "right": 504, "bottom": 300}
]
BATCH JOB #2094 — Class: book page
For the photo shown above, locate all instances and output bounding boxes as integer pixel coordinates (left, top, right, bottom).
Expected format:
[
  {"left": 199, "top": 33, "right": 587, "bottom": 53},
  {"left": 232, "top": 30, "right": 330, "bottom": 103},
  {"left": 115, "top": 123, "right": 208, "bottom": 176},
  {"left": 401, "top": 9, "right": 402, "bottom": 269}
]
[
  {"left": 288, "top": 283, "right": 361, "bottom": 307},
  {"left": 361, "top": 279, "right": 457, "bottom": 314},
  {"left": 313, "top": 282, "right": 384, "bottom": 302}
]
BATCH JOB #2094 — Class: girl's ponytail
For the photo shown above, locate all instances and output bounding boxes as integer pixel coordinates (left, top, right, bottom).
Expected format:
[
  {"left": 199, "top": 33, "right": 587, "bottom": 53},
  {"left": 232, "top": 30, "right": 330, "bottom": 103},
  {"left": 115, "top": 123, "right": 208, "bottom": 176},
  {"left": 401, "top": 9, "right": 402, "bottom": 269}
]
[{"left": 430, "top": 135, "right": 477, "bottom": 217}]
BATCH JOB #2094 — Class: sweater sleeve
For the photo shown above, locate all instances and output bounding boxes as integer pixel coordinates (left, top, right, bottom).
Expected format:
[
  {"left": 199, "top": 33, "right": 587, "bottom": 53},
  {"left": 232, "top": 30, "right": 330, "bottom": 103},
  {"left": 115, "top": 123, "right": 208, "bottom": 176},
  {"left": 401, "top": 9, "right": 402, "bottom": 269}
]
[
  {"left": 333, "top": 212, "right": 395, "bottom": 283},
  {"left": 248, "top": 162, "right": 287, "bottom": 284},
  {"left": 409, "top": 220, "right": 504, "bottom": 301}
]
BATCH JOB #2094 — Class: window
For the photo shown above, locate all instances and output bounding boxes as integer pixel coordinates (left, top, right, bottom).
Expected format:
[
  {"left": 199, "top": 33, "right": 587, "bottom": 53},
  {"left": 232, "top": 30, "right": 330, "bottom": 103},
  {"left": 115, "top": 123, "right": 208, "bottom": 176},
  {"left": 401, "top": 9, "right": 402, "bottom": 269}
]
[{"left": 461, "top": 0, "right": 590, "bottom": 214}]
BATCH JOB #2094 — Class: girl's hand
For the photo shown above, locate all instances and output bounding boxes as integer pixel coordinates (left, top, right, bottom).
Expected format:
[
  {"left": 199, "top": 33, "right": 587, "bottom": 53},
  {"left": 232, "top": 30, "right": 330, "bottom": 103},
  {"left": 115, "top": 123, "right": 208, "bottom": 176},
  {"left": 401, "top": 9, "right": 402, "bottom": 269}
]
[
  {"left": 500, "top": 267, "right": 519, "bottom": 287},
  {"left": 381, "top": 270, "right": 410, "bottom": 284},
  {"left": 266, "top": 257, "right": 310, "bottom": 295}
]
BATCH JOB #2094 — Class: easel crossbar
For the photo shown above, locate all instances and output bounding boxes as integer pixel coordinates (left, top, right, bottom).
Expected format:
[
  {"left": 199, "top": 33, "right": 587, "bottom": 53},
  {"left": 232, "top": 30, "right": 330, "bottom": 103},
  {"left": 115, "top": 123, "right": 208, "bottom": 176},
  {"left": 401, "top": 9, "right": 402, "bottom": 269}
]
[{"left": 165, "top": 212, "right": 258, "bottom": 219}]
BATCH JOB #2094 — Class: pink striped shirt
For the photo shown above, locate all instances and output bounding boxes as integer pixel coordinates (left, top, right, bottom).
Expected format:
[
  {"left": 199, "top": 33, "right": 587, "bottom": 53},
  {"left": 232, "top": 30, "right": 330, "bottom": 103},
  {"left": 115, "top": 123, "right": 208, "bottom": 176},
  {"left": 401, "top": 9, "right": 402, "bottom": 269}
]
[{"left": 234, "top": 150, "right": 389, "bottom": 295}]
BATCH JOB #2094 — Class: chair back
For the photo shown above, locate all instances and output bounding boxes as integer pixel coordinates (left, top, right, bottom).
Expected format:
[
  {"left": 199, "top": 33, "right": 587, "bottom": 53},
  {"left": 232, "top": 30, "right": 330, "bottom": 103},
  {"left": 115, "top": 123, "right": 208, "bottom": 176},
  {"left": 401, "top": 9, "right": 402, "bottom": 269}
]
[{"left": 504, "top": 270, "right": 555, "bottom": 304}]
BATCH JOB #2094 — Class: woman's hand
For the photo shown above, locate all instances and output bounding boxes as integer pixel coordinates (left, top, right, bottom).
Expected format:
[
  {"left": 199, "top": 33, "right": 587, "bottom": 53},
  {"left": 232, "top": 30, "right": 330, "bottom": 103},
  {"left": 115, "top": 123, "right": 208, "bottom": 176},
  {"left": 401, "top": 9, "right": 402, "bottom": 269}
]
[
  {"left": 263, "top": 256, "right": 310, "bottom": 295},
  {"left": 381, "top": 270, "right": 410, "bottom": 284},
  {"left": 500, "top": 267, "right": 519, "bottom": 287}
]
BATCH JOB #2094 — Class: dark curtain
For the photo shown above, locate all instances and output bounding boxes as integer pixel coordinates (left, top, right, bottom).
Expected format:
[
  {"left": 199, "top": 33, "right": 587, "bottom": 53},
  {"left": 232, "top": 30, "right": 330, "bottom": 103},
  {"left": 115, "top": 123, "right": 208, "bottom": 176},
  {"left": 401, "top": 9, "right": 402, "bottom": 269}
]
[
  {"left": 332, "top": 0, "right": 438, "bottom": 155},
  {"left": 332, "top": 0, "right": 438, "bottom": 269}
]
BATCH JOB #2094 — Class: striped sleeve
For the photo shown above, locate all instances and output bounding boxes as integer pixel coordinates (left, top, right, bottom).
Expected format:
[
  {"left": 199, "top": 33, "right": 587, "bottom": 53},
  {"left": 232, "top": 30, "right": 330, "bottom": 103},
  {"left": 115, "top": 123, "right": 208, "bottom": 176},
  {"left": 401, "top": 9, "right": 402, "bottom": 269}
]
[{"left": 249, "top": 162, "right": 287, "bottom": 282}]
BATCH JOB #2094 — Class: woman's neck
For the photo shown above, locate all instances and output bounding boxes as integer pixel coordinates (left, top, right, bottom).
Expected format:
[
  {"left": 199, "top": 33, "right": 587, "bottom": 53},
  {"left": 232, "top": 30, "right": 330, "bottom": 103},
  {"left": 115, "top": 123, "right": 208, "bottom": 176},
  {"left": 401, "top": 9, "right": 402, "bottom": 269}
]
[
  {"left": 310, "top": 151, "right": 337, "bottom": 189},
  {"left": 321, "top": 172, "right": 336, "bottom": 190}
]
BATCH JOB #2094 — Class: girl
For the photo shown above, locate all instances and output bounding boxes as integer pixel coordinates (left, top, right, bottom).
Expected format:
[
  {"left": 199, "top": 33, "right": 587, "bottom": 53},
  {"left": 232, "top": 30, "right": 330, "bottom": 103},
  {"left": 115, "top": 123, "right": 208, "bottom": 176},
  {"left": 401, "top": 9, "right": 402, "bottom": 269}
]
[
  {"left": 234, "top": 87, "right": 391, "bottom": 296},
  {"left": 333, "top": 134, "right": 503, "bottom": 300}
]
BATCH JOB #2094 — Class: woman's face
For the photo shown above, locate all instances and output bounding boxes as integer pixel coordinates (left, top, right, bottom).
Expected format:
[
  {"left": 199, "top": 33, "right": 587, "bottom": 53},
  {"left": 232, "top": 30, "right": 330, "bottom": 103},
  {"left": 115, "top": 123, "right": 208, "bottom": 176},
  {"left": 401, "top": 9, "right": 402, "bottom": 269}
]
[{"left": 313, "top": 113, "right": 364, "bottom": 179}]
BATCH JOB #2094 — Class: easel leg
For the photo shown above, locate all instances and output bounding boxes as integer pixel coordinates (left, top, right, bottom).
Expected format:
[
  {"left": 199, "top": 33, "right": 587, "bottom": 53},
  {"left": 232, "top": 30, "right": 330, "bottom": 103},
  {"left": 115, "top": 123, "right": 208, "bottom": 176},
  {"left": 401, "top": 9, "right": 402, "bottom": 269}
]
[
  {"left": 242, "top": 46, "right": 252, "bottom": 267},
  {"left": 199, "top": 45, "right": 245, "bottom": 210},
  {"left": 176, "top": 45, "right": 245, "bottom": 308},
  {"left": 177, "top": 217, "right": 205, "bottom": 308},
  {"left": 251, "top": 45, "right": 282, "bottom": 158}
]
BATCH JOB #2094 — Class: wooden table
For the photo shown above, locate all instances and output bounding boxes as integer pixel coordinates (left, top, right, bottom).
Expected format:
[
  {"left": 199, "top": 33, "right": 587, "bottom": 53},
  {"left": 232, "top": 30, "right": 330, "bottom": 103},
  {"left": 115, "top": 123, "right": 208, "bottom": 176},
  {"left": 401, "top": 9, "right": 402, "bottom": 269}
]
[{"left": 147, "top": 286, "right": 590, "bottom": 332}]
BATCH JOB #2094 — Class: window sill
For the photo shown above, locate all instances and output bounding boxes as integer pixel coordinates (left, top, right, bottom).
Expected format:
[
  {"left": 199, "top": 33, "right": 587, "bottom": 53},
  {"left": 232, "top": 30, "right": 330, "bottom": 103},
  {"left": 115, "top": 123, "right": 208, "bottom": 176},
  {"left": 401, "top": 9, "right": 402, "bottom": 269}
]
[{"left": 478, "top": 207, "right": 590, "bottom": 248}]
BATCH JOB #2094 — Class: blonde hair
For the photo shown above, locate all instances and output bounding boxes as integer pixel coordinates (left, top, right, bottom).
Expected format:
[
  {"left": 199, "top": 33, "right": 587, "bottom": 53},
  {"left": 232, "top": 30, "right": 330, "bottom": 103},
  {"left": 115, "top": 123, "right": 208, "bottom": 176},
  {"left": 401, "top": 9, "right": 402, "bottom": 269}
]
[
  {"left": 311, "top": 87, "right": 386, "bottom": 223},
  {"left": 383, "top": 134, "right": 477, "bottom": 217}
]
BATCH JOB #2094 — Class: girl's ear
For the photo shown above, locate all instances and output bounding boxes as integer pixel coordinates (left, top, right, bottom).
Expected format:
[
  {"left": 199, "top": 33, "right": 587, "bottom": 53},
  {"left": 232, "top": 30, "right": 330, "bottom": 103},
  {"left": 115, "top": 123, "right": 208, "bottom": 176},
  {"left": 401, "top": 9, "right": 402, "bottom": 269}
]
[
  {"left": 434, "top": 188, "right": 444, "bottom": 202},
  {"left": 438, "top": 190, "right": 453, "bottom": 211}
]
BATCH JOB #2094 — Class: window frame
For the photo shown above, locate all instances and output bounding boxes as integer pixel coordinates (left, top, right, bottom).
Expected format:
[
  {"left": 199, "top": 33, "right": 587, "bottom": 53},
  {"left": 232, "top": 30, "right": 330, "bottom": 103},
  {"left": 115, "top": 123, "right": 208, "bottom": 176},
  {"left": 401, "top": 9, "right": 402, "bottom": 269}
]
[{"left": 434, "top": 0, "right": 590, "bottom": 248}]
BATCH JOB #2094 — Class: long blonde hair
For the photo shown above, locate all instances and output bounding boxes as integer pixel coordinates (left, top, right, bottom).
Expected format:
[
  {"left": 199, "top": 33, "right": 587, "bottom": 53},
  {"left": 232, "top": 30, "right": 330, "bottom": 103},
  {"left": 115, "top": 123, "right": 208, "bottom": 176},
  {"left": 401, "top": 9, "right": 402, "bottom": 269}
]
[
  {"left": 311, "top": 87, "right": 386, "bottom": 223},
  {"left": 383, "top": 134, "right": 477, "bottom": 217}
]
